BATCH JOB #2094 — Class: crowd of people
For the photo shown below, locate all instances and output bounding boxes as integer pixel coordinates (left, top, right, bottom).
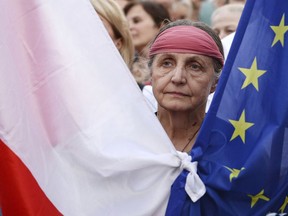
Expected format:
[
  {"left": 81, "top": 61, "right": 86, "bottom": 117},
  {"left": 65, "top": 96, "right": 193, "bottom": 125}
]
[{"left": 91, "top": 0, "right": 245, "bottom": 152}]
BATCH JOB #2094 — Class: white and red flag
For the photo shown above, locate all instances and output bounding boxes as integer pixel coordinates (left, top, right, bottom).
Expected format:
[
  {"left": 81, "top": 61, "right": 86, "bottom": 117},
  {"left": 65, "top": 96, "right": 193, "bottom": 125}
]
[{"left": 0, "top": 0, "right": 204, "bottom": 215}]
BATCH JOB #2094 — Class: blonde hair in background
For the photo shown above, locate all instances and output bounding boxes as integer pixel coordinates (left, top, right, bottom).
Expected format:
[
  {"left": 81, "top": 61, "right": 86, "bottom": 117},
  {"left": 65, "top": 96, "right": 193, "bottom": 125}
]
[{"left": 91, "top": 0, "right": 134, "bottom": 69}]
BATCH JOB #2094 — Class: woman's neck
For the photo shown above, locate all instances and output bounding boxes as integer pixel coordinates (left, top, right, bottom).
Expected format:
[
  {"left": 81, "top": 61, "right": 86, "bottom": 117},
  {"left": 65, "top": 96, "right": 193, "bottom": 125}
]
[{"left": 157, "top": 107, "right": 205, "bottom": 152}]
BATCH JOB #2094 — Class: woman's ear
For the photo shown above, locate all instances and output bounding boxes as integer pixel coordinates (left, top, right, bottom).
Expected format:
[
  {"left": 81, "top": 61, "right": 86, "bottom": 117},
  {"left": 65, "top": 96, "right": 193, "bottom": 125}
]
[
  {"left": 114, "top": 38, "right": 123, "bottom": 50},
  {"left": 210, "top": 78, "right": 218, "bottom": 93}
]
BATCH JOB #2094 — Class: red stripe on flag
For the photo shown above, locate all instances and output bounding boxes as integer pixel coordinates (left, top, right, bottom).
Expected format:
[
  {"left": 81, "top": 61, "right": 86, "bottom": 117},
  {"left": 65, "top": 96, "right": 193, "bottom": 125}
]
[{"left": 0, "top": 139, "right": 62, "bottom": 216}]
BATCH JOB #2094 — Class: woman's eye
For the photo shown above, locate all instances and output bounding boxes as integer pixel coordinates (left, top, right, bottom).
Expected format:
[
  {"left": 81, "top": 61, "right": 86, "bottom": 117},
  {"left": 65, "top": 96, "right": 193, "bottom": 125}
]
[
  {"left": 133, "top": 18, "right": 141, "bottom": 24},
  {"left": 226, "top": 28, "right": 235, "bottom": 34},
  {"left": 188, "top": 63, "right": 202, "bottom": 71},
  {"left": 162, "top": 60, "right": 173, "bottom": 67}
]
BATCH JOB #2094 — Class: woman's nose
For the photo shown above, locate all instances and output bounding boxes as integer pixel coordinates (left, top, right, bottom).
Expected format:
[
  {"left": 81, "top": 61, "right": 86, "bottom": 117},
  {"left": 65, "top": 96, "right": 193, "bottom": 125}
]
[
  {"left": 128, "top": 21, "right": 136, "bottom": 30},
  {"left": 171, "top": 66, "right": 186, "bottom": 84}
]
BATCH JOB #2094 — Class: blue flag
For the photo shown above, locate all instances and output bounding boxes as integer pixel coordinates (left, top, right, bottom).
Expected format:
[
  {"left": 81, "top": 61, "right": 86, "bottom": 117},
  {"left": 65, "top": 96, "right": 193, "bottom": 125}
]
[{"left": 166, "top": 0, "right": 288, "bottom": 215}]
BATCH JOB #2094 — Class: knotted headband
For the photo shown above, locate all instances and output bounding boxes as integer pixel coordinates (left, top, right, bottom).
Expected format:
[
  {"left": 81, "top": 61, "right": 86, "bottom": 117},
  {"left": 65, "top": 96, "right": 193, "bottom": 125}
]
[{"left": 149, "top": 25, "right": 224, "bottom": 66}]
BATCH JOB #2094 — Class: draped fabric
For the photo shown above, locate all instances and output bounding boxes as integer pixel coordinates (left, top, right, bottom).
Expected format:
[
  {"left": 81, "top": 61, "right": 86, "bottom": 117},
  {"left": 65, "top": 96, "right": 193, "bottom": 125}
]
[{"left": 0, "top": 0, "right": 194, "bottom": 215}]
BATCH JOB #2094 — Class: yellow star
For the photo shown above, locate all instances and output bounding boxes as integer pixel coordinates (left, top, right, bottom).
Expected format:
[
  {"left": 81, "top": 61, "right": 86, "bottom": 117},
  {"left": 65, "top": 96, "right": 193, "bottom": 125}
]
[
  {"left": 279, "top": 196, "right": 288, "bottom": 213},
  {"left": 238, "top": 57, "right": 266, "bottom": 91},
  {"left": 229, "top": 110, "right": 254, "bottom": 143},
  {"left": 271, "top": 14, "right": 288, "bottom": 47},
  {"left": 248, "top": 189, "right": 270, "bottom": 208},
  {"left": 224, "top": 166, "right": 245, "bottom": 182}
]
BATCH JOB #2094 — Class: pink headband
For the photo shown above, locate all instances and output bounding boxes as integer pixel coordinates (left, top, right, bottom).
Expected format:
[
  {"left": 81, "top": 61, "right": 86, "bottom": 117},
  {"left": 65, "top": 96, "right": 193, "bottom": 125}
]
[{"left": 149, "top": 25, "right": 224, "bottom": 66}]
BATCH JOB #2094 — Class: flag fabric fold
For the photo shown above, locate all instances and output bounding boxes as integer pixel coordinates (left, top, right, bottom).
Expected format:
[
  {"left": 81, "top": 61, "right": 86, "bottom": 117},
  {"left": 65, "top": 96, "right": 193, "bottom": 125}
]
[
  {"left": 0, "top": 0, "right": 200, "bottom": 215},
  {"left": 166, "top": 0, "right": 288, "bottom": 215}
]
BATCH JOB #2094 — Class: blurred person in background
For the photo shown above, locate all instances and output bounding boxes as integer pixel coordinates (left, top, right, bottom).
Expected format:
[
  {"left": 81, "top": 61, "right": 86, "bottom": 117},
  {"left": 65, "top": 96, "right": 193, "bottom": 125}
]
[
  {"left": 151, "top": 0, "right": 176, "bottom": 16},
  {"left": 124, "top": 1, "right": 170, "bottom": 58},
  {"left": 91, "top": 0, "right": 135, "bottom": 70},
  {"left": 198, "top": 0, "right": 245, "bottom": 26},
  {"left": 170, "top": 0, "right": 193, "bottom": 21},
  {"left": 210, "top": 3, "right": 244, "bottom": 39},
  {"left": 189, "top": 0, "right": 220, "bottom": 25},
  {"left": 124, "top": 1, "right": 170, "bottom": 85}
]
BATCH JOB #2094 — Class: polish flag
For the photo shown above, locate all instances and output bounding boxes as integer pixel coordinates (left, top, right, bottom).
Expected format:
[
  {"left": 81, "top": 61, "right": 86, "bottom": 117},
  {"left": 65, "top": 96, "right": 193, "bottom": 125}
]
[{"left": 0, "top": 0, "right": 202, "bottom": 215}]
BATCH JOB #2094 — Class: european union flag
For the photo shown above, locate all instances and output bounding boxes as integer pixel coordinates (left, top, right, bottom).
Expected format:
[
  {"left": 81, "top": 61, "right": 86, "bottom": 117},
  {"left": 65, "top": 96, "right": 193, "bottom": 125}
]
[{"left": 166, "top": 0, "right": 288, "bottom": 215}]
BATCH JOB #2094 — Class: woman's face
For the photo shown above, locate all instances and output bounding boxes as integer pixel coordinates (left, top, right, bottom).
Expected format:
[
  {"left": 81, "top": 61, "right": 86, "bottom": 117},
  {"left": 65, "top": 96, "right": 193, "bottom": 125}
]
[
  {"left": 211, "top": 9, "right": 241, "bottom": 39},
  {"left": 151, "top": 53, "right": 217, "bottom": 112},
  {"left": 126, "top": 5, "right": 159, "bottom": 53},
  {"left": 170, "top": 3, "right": 191, "bottom": 21}
]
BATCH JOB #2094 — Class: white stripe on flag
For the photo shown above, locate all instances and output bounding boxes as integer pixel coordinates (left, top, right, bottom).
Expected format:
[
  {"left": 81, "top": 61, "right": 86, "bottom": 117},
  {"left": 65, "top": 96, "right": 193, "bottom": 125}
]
[{"left": 0, "top": 0, "right": 186, "bottom": 215}]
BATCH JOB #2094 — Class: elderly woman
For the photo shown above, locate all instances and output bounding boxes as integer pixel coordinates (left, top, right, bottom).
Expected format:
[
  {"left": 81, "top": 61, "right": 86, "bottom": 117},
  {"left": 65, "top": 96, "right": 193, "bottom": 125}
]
[{"left": 148, "top": 19, "right": 224, "bottom": 152}]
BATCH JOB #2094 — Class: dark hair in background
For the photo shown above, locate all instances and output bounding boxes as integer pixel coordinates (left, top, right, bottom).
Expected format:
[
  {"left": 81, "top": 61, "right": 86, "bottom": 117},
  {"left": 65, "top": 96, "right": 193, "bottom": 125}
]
[
  {"left": 123, "top": 1, "right": 170, "bottom": 28},
  {"left": 148, "top": 19, "right": 224, "bottom": 76}
]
